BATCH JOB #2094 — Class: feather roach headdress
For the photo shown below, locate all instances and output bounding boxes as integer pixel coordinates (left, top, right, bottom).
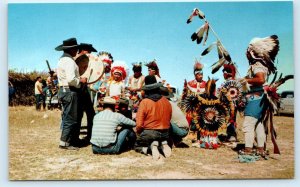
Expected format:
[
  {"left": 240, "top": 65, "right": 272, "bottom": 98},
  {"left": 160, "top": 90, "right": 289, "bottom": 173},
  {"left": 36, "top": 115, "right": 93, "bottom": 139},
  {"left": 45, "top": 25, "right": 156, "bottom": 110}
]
[
  {"left": 247, "top": 35, "right": 279, "bottom": 74},
  {"left": 194, "top": 59, "right": 204, "bottom": 75},
  {"left": 145, "top": 60, "right": 160, "bottom": 77},
  {"left": 222, "top": 64, "right": 237, "bottom": 79},
  {"left": 145, "top": 60, "right": 158, "bottom": 70},
  {"left": 132, "top": 62, "right": 142, "bottom": 72}
]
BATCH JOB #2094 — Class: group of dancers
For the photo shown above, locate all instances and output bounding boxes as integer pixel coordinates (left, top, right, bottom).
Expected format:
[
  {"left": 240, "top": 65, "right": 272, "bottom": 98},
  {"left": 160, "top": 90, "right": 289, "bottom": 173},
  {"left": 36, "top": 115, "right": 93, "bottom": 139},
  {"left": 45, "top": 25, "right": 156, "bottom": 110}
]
[{"left": 54, "top": 31, "right": 292, "bottom": 161}]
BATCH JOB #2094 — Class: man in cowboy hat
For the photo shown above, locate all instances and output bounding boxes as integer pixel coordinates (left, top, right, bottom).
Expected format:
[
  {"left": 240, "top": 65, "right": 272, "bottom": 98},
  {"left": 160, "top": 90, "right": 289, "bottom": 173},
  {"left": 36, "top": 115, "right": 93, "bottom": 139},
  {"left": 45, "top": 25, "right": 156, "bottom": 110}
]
[
  {"left": 56, "top": 37, "right": 87, "bottom": 150},
  {"left": 74, "top": 42, "right": 98, "bottom": 144},
  {"left": 78, "top": 43, "right": 97, "bottom": 54},
  {"left": 90, "top": 97, "right": 136, "bottom": 154},
  {"left": 134, "top": 75, "right": 172, "bottom": 160}
]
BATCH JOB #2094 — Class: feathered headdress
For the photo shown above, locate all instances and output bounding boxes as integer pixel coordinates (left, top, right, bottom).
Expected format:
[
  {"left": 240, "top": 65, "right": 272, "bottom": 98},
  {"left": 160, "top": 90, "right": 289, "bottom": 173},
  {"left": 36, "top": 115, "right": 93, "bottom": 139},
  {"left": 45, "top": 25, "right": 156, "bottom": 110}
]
[
  {"left": 98, "top": 51, "right": 114, "bottom": 65},
  {"left": 132, "top": 62, "right": 142, "bottom": 72},
  {"left": 194, "top": 59, "right": 204, "bottom": 75},
  {"left": 111, "top": 66, "right": 127, "bottom": 80},
  {"left": 247, "top": 35, "right": 279, "bottom": 74},
  {"left": 223, "top": 64, "right": 236, "bottom": 79},
  {"left": 145, "top": 59, "right": 160, "bottom": 77}
]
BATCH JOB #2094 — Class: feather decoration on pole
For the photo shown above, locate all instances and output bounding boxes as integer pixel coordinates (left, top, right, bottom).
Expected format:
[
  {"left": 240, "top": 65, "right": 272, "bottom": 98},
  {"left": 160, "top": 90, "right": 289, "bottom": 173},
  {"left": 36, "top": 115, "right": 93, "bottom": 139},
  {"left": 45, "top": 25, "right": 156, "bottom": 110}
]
[
  {"left": 216, "top": 41, "right": 223, "bottom": 59},
  {"left": 187, "top": 8, "right": 205, "bottom": 24},
  {"left": 212, "top": 58, "right": 226, "bottom": 74},
  {"left": 191, "top": 24, "right": 206, "bottom": 44},
  {"left": 187, "top": 7, "right": 236, "bottom": 74},
  {"left": 201, "top": 42, "right": 216, "bottom": 56},
  {"left": 203, "top": 22, "right": 210, "bottom": 45}
]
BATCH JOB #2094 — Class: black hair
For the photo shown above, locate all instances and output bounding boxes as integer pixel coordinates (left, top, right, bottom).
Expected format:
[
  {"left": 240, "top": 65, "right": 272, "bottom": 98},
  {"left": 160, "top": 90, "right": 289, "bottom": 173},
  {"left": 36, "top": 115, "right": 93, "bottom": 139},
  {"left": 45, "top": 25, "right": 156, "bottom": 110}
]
[
  {"left": 133, "top": 66, "right": 142, "bottom": 72},
  {"left": 103, "top": 103, "right": 115, "bottom": 112},
  {"left": 144, "top": 88, "right": 161, "bottom": 96}
]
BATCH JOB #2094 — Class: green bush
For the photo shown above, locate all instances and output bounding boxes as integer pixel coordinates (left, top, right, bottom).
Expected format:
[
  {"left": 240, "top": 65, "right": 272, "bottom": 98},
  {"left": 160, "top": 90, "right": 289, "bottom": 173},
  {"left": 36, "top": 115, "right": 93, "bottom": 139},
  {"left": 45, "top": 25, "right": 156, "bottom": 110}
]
[{"left": 9, "top": 70, "right": 49, "bottom": 106}]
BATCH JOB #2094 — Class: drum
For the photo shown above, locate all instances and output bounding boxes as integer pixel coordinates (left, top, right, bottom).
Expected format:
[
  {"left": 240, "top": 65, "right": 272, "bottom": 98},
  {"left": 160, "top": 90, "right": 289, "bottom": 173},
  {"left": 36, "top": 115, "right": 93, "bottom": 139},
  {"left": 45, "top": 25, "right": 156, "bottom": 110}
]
[
  {"left": 75, "top": 54, "right": 89, "bottom": 76},
  {"left": 77, "top": 54, "right": 105, "bottom": 84}
]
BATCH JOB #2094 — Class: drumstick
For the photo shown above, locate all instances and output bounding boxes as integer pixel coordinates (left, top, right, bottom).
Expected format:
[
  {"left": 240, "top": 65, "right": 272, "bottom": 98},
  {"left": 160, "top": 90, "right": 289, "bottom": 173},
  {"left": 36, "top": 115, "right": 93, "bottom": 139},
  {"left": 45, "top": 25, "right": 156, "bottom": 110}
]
[
  {"left": 88, "top": 68, "right": 93, "bottom": 83},
  {"left": 80, "top": 68, "right": 92, "bottom": 91}
]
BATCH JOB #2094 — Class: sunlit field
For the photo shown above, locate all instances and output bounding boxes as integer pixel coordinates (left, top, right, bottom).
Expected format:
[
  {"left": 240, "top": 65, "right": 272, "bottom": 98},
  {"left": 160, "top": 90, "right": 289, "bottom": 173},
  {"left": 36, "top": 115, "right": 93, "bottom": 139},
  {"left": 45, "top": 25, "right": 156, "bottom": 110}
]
[{"left": 9, "top": 106, "right": 294, "bottom": 180}]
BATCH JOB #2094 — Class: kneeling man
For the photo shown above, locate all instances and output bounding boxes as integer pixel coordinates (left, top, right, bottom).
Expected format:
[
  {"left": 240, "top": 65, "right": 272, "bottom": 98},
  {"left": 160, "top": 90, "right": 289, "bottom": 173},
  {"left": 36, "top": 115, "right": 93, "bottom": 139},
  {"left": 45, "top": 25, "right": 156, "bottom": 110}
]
[{"left": 91, "top": 97, "right": 136, "bottom": 154}]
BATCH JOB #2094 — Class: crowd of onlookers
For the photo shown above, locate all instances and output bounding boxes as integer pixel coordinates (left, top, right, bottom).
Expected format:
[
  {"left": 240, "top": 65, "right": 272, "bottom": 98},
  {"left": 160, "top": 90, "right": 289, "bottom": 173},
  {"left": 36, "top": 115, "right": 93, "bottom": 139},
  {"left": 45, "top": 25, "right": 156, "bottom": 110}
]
[{"left": 33, "top": 71, "right": 59, "bottom": 111}]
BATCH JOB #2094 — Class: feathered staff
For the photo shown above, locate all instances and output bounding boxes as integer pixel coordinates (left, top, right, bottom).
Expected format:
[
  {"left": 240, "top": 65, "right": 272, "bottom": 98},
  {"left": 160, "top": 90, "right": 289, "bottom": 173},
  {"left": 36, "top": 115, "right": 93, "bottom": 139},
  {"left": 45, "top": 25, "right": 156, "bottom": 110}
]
[
  {"left": 258, "top": 73, "right": 294, "bottom": 154},
  {"left": 187, "top": 8, "right": 235, "bottom": 74}
]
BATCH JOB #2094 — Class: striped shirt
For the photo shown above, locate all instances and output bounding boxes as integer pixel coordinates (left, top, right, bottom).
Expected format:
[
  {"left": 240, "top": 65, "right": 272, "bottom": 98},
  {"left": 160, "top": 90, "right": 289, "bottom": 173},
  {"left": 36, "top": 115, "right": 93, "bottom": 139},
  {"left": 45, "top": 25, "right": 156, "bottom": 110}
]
[{"left": 91, "top": 109, "right": 136, "bottom": 147}]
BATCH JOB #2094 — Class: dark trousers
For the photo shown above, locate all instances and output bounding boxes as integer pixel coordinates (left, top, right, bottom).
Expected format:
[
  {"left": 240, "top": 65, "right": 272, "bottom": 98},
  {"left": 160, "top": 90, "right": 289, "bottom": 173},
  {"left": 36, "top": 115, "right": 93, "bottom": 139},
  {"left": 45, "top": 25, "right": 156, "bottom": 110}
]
[
  {"left": 92, "top": 129, "right": 136, "bottom": 154},
  {"left": 35, "top": 94, "right": 45, "bottom": 110},
  {"left": 134, "top": 129, "right": 169, "bottom": 153},
  {"left": 77, "top": 87, "right": 95, "bottom": 140},
  {"left": 58, "top": 88, "right": 79, "bottom": 144},
  {"left": 170, "top": 123, "right": 188, "bottom": 144},
  {"left": 227, "top": 122, "right": 237, "bottom": 138},
  {"left": 227, "top": 111, "right": 237, "bottom": 139}
]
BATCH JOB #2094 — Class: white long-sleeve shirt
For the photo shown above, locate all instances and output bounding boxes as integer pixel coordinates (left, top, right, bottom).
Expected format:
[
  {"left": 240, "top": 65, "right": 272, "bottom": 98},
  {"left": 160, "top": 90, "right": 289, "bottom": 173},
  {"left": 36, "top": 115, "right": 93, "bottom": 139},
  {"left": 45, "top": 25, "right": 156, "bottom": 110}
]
[{"left": 57, "top": 53, "right": 81, "bottom": 88}]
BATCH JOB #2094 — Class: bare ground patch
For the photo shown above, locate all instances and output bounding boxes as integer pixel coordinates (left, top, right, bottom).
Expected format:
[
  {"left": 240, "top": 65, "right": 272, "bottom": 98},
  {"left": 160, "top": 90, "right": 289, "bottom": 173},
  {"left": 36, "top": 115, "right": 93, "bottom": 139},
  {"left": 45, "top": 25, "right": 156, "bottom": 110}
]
[{"left": 9, "top": 106, "right": 294, "bottom": 180}]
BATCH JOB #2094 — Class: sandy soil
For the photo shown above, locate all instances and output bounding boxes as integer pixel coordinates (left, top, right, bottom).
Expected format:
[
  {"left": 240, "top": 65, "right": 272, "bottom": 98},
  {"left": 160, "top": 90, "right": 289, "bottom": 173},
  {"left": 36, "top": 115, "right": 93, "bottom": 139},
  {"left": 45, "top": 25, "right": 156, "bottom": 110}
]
[{"left": 8, "top": 106, "right": 294, "bottom": 180}]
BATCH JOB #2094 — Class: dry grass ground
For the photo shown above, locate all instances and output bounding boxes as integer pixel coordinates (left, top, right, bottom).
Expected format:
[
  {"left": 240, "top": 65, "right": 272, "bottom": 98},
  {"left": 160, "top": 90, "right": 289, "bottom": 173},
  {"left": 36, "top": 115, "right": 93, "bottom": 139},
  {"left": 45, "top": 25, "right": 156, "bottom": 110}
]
[{"left": 9, "top": 106, "right": 294, "bottom": 180}]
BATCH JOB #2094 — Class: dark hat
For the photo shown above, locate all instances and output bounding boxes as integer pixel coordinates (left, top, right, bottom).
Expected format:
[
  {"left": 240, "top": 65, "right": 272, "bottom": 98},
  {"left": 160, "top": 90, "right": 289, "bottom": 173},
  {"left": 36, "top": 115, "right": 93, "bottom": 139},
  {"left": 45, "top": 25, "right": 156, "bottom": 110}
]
[
  {"left": 49, "top": 70, "right": 55, "bottom": 75},
  {"left": 160, "top": 87, "right": 174, "bottom": 99},
  {"left": 118, "top": 98, "right": 129, "bottom": 105},
  {"left": 142, "top": 75, "right": 163, "bottom": 91},
  {"left": 55, "top": 38, "right": 79, "bottom": 51},
  {"left": 79, "top": 43, "right": 97, "bottom": 52}
]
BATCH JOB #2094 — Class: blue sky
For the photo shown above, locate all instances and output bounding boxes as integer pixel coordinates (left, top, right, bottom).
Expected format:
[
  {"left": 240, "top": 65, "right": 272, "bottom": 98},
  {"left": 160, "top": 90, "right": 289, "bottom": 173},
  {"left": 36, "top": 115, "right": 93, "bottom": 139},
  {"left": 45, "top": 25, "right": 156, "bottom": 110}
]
[{"left": 8, "top": 1, "right": 294, "bottom": 92}]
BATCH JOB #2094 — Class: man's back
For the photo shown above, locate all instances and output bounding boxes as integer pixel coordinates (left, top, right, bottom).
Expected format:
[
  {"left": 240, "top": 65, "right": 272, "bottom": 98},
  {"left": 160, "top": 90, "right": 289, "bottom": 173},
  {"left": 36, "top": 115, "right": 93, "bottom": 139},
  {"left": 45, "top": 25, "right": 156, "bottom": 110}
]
[
  {"left": 91, "top": 109, "right": 135, "bottom": 147},
  {"left": 136, "top": 97, "right": 172, "bottom": 133}
]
